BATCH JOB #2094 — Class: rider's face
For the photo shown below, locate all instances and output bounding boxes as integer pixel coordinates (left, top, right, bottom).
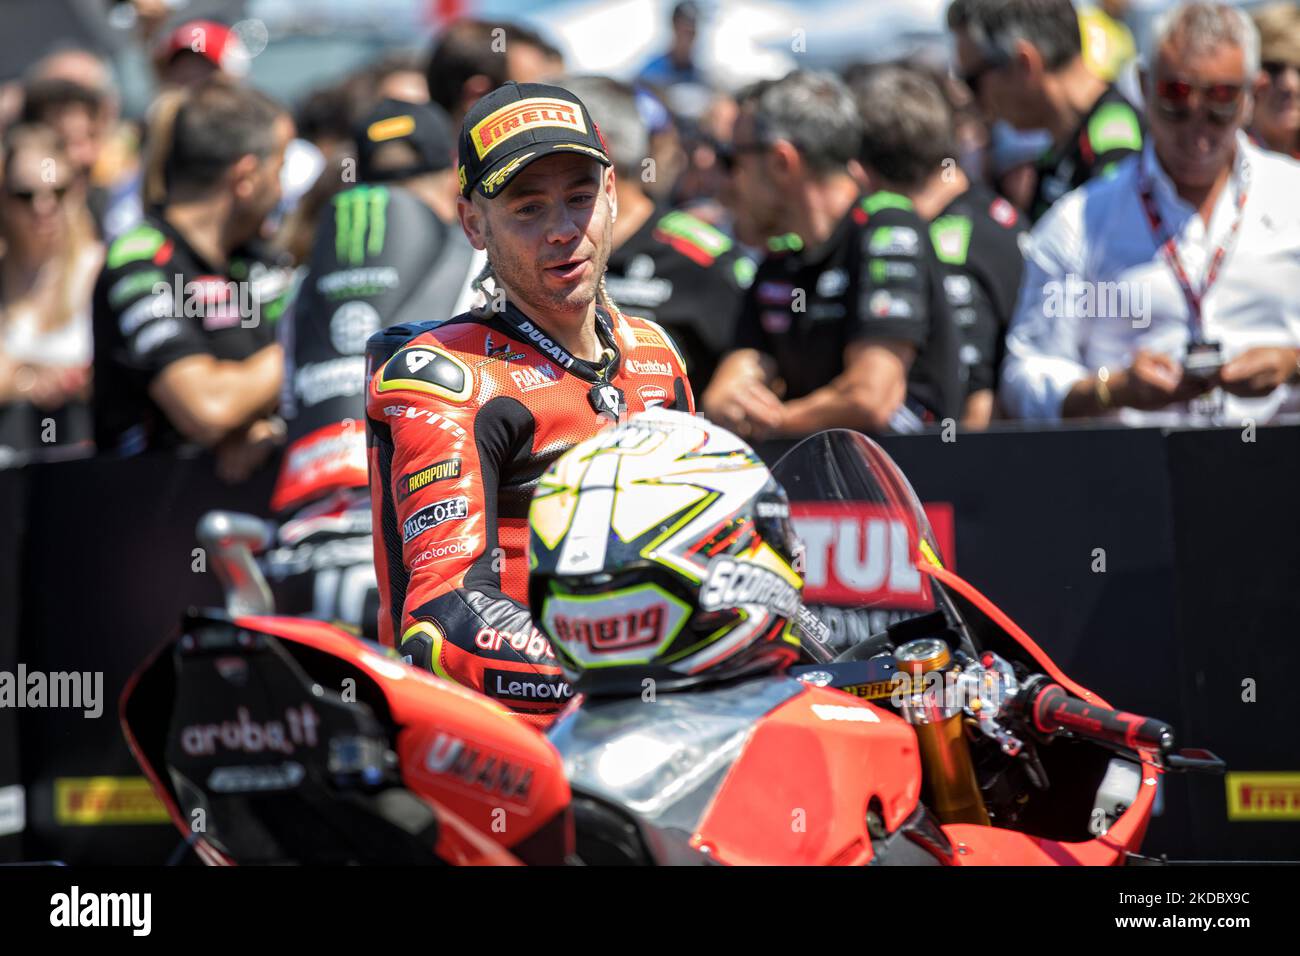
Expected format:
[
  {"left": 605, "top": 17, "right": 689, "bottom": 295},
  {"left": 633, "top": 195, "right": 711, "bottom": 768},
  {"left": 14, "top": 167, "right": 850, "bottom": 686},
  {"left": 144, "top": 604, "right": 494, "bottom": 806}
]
[{"left": 460, "top": 153, "right": 616, "bottom": 318}]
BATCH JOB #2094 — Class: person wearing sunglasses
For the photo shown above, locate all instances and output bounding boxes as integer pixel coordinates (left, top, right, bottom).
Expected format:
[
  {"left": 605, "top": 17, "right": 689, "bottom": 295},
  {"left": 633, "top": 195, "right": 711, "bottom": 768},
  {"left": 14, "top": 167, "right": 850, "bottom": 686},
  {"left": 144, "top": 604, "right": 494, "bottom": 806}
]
[
  {"left": 0, "top": 124, "right": 101, "bottom": 457},
  {"left": 702, "top": 71, "right": 963, "bottom": 439},
  {"left": 1248, "top": 3, "right": 1300, "bottom": 159},
  {"left": 948, "top": 0, "right": 1144, "bottom": 224},
  {"left": 1001, "top": 2, "right": 1300, "bottom": 428}
]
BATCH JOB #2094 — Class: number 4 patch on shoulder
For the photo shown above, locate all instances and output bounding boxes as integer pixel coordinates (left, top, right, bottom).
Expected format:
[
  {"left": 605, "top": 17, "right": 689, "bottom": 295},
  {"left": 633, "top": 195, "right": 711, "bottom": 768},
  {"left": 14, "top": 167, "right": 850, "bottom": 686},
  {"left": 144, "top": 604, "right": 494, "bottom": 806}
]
[{"left": 378, "top": 346, "right": 474, "bottom": 403}]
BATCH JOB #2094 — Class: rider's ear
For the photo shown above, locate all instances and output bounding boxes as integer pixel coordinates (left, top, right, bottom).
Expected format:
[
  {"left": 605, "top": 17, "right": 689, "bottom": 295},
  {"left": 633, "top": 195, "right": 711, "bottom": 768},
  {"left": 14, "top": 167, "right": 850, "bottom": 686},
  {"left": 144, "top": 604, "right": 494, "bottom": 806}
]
[
  {"left": 605, "top": 166, "right": 618, "bottom": 222},
  {"left": 457, "top": 194, "right": 488, "bottom": 251}
]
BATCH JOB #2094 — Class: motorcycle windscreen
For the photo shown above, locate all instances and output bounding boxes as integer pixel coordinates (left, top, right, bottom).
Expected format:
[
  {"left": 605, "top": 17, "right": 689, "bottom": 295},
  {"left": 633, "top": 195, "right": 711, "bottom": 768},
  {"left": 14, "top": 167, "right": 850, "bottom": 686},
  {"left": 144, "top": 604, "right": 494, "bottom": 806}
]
[{"left": 771, "top": 429, "right": 953, "bottom": 657}]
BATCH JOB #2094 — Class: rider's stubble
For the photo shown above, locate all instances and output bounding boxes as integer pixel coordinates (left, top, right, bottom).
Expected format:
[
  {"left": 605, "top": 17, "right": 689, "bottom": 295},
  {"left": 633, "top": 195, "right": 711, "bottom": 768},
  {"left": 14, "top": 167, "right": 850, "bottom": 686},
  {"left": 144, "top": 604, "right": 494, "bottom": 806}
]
[{"left": 459, "top": 154, "right": 618, "bottom": 363}]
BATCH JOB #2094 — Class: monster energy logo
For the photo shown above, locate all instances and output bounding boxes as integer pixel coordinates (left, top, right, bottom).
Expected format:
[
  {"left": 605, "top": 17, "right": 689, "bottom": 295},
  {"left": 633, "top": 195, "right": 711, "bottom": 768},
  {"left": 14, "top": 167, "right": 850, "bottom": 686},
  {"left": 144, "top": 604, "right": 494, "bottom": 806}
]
[{"left": 334, "top": 186, "right": 391, "bottom": 267}]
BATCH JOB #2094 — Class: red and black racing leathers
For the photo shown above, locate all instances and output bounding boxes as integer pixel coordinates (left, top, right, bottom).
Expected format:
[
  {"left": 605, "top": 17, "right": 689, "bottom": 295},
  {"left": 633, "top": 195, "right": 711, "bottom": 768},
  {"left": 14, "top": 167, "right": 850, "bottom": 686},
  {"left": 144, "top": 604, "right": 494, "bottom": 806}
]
[{"left": 366, "top": 301, "right": 694, "bottom": 726}]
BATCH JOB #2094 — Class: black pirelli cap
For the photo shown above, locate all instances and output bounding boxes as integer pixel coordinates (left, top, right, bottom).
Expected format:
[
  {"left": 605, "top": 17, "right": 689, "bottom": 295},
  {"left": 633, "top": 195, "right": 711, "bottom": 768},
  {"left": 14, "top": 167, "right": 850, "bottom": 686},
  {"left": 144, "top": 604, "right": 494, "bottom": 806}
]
[{"left": 457, "top": 81, "right": 611, "bottom": 199}]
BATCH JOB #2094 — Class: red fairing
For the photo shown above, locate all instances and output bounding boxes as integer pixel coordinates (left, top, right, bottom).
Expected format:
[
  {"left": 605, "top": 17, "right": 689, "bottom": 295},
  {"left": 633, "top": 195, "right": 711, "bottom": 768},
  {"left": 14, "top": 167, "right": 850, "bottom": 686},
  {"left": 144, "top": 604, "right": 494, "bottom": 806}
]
[
  {"left": 941, "top": 759, "right": 1158, "bottom": 865},
  {"left": 692, "top": 684, "right": 921, "bottom": 865},
  {"left": 235, "top": 615, "right": 572, "bottom": 863}
]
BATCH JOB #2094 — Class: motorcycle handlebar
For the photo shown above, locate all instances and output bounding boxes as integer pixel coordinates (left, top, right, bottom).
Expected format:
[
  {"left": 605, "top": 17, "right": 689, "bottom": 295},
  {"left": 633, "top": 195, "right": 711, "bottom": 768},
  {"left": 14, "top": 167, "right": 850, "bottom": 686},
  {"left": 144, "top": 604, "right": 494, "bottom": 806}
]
[{"left": 1026, "top": 680, "right": 1175, "bottom": 754}]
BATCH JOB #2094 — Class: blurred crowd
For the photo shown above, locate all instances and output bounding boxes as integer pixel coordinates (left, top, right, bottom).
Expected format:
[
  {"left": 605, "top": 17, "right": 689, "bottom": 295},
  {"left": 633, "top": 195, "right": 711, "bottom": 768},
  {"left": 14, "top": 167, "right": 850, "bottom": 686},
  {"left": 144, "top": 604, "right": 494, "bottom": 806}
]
[{"left": 1, "top": 0, "right": 1299, "bottom": 470}]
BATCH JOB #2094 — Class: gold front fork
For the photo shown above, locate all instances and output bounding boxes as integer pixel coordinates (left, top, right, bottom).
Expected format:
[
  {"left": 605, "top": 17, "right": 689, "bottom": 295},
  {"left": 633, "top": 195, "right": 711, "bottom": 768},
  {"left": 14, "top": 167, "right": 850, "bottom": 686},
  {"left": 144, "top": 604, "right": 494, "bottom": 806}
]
[{"left": 894, "top": 638, "right": 990, "bottom": 827}]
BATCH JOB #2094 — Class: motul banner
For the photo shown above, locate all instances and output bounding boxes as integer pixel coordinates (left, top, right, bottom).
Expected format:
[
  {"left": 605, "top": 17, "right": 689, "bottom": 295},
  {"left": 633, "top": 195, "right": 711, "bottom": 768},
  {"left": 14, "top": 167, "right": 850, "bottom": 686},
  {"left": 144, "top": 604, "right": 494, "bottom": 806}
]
[{"left": 792, "top": 502, "right": 955, "bottom": 608}]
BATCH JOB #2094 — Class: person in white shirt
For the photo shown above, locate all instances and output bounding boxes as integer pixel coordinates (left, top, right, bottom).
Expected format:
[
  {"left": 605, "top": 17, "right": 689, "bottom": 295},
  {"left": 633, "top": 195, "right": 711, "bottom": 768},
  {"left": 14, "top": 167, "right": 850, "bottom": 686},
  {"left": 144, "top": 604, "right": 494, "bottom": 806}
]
[
  {"left": 0, "top": 124, "right": 101, "bottom": 455},
  {"left": 1002, "top": 1, "right": 1300, "bottom": 426}
]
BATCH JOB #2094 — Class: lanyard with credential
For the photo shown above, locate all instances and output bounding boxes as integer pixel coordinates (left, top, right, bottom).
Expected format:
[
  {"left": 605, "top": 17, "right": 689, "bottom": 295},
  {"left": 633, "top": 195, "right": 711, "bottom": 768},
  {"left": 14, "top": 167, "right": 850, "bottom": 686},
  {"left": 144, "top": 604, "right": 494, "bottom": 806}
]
[
  {"left": 498, "top": 302, "right": 625, "bottom": 418},
  {"left": 1137, "top": 162, "right": 1248, "bottom": 344}
]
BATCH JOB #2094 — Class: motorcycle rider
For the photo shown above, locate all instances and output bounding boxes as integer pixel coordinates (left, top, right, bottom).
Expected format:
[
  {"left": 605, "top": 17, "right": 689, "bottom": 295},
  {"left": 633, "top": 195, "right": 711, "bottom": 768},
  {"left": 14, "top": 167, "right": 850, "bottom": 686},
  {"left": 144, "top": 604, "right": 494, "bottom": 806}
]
[
  {"left": 264, "top": 99, "right": 480, "bottom": 636},
  {"left": 365, "top": 81, "right": 694, "bottom": 724}
]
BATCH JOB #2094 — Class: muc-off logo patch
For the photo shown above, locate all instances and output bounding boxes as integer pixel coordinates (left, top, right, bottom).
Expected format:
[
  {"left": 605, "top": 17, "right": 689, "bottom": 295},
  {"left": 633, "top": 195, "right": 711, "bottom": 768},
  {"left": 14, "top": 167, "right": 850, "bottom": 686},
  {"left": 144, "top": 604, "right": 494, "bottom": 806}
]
[
  {"left": 397, "top": 458, "right": 462, "bottom": 502},
  {"left": 402, "top": 496, "right": 469, "bottom": 543}
]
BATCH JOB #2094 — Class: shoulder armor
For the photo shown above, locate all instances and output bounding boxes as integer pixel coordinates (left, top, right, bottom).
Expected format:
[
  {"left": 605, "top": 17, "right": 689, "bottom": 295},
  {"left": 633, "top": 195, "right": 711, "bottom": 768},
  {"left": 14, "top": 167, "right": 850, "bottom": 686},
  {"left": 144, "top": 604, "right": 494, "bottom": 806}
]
[{"left": 376, "top": 343, "right": 474, "bottom": 404}]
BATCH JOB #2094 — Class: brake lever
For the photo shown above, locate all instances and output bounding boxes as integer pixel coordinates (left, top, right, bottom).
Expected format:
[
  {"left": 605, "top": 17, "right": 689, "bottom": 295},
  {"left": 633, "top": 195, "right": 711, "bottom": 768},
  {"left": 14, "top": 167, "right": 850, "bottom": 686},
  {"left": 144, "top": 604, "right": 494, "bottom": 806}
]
[{"left": 1161, "top": 748, "right": 1227, "bottom": 775}]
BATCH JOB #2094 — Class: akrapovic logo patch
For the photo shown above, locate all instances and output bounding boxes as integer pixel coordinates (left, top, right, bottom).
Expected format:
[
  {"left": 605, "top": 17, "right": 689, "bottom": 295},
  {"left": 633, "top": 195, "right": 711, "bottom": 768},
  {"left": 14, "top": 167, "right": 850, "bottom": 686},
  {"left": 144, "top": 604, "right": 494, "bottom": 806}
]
[
  {"left": 402, "top": 496, "right": 469, "bottom": 543},
  {"left": 397, "top": 458, "right": 462, "bottom": 501}
]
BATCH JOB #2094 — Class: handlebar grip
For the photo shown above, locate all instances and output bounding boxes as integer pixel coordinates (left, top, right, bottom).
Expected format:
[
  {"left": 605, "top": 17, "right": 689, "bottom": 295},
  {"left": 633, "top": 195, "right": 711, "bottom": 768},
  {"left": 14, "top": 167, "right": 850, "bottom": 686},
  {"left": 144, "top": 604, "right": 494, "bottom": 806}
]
[{"left": 1030, "top": 682, "right": 1175, "bottom": 753}]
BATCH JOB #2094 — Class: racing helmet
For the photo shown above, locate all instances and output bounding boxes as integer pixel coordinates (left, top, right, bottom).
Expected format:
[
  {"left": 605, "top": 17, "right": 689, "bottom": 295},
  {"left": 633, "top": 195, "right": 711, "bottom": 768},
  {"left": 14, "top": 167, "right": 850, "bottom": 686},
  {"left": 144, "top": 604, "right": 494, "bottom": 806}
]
[{"left": 527, "top": 408, "right": 806, "bottom": 695}]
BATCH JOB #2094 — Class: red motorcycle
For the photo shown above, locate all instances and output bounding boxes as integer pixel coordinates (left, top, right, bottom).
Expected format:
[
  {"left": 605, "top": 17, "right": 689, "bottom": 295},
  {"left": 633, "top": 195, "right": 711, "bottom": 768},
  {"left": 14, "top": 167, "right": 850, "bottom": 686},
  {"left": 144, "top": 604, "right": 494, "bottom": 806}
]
[{"left": 120, "top": 429, "right": 1222, "bottom": 865}]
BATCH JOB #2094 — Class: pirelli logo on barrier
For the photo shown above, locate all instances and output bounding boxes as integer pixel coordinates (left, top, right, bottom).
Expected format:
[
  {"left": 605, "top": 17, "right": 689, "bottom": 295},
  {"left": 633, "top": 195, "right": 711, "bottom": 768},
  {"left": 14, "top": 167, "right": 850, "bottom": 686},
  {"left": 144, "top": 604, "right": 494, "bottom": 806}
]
[
  {"left": 472, "top": 98, "right": 586, "bottom": 159},
  {"left": 1226, "top": 772, "right": 1300, "bottom": 820},
  {"left": 55, "top": 776, "right": 170, "bottom": 826}
]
